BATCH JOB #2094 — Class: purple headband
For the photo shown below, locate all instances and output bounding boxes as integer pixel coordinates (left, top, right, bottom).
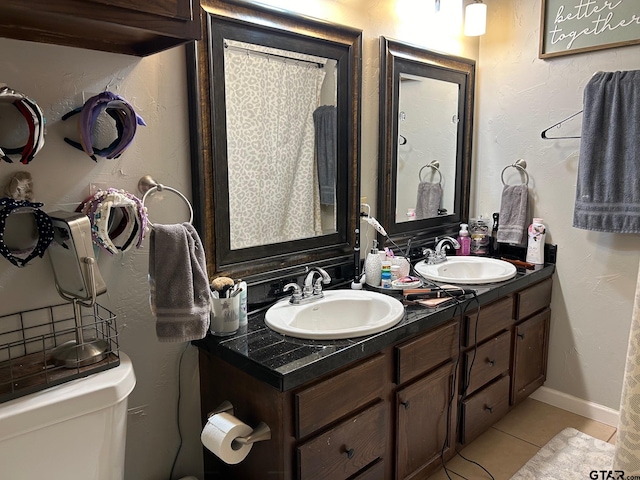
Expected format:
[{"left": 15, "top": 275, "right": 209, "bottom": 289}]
[{"left": 64, "top": 91, "right": 145, "bottom": 161}]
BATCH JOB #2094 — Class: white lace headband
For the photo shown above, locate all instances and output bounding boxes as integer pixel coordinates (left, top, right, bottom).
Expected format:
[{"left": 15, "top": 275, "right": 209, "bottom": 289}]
[{"left": 78, "top": 188, "right": 148, "bottom": 255}]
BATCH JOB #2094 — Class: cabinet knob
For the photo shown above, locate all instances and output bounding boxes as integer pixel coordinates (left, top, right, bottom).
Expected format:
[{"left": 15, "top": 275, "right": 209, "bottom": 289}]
[
  {"left": 344, "top": 447, "right": 355, "bottom": 459},
  {"left": 517, "top": 333, "right": 525, "bottom": 340},
  {"left": 487, "top": 358, "right": 495, "bottom": 366},
  {"left": 485, "top": 405, "right": 494, "bottom": 413},
  {"left": 400, "top": 400, "right": 410, "bottom": 410}
]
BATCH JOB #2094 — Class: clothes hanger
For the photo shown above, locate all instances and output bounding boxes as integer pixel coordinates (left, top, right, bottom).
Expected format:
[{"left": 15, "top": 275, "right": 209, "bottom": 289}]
[{"left": 540, "top": 110, "right": 583, "bottom": 139}]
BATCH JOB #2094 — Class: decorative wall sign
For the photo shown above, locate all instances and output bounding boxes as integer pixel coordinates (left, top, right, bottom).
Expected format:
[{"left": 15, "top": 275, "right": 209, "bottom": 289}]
[{"left": 539, "top": 0, "right": 640, "bottom": 59}]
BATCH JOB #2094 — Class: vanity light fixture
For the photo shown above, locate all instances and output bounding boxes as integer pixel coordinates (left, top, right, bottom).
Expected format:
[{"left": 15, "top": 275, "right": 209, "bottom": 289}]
[{"left": 464, "top": 0, "right": 487, "bottom": 36}]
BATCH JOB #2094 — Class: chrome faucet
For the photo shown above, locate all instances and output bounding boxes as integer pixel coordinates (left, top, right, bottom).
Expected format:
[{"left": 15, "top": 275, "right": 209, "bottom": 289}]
[
  {"left": 423, "top": 236, "right": 460, "bottom": 265},
  {"left": 284, "top": 267, "right": 332, "bottom": 305}
]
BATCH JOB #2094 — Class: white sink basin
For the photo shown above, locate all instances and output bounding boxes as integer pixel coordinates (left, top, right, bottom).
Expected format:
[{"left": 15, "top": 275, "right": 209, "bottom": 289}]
[
  {"left": 414, "top": 257, "right": 517, "bottom": 284},
  {"left": 264, "top": 290, "right": 404, "bottom": 340}
]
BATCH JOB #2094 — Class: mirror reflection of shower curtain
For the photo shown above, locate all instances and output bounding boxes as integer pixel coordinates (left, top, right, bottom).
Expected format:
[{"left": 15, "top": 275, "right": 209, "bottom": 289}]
[{"left": 224, "top": 44, "right": 326, "bottom": 250}]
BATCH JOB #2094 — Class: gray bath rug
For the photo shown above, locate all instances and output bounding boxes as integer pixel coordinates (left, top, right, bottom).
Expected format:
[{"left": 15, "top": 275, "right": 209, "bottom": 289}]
[{"left": 511, "top": 427, "right": 615, "bottom": 479}]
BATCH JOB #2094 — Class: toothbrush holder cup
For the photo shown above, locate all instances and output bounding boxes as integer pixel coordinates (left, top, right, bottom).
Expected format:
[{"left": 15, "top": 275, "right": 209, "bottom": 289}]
[{"left": 210, "top": 294, "right": 240, "bottom": 336}]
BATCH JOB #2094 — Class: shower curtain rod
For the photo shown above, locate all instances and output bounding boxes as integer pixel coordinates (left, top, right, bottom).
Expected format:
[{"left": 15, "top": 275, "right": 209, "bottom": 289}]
[{"left": 224, "top": 43, "right": 324, "bottom": 68}]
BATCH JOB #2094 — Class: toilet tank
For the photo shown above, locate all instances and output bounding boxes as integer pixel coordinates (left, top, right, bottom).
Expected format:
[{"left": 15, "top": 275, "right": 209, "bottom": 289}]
[{"left": 0, "top": 352, "right": 135, "bottom": 480}]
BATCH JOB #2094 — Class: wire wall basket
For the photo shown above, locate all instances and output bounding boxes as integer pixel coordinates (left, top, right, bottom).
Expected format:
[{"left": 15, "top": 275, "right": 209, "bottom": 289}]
[{"left": 0, "top": 302, "right": 120, "bottom": 404}]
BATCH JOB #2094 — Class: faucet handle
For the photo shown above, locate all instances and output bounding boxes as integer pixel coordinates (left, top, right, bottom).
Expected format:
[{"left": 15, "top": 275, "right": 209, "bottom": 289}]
[
  {"left": 422, "top": 247, "right": 435, "bottom": 258},
  {"left": 283, "top": 283, "right": 303, "bottom": 304}
]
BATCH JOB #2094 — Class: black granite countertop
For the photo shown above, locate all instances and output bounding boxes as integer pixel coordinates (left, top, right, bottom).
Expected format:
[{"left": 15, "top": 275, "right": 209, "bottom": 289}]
[{"left": 194, "top": 263, "right": 556, "bottom": 392}]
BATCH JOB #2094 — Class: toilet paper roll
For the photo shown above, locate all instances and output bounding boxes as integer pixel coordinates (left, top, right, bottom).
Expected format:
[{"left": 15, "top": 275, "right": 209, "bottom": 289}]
[{"left": 201, "top": 412, "right": 253, "bottom": 464}]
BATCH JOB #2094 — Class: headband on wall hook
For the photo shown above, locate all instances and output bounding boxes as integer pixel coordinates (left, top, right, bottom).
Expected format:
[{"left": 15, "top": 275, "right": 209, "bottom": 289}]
[
  {"left": 0, "top": 85, "right": 46, "bottom": 165},
  {"left": 62, "top": 91, "right": 146, "bottom": 161},
  {"left": 77, "top": 188, "right": 148, "bottom": 255},
  {"left": 0, "top": 197, "right": 54, "bottom": 267}
]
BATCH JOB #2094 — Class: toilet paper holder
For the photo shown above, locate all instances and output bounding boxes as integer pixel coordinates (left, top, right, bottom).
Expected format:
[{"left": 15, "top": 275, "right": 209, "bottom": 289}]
[{"left": 208, "top": 400, "right": 271, "bottom": 446}]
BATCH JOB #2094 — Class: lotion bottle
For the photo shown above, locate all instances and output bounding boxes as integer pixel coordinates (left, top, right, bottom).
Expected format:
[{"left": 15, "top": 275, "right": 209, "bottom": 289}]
[
  {"left": 526, "top": 218, "right": 546, "bottom": 264},
  {"left": 456, "top": 223, "right": 471, "bottom": 256},
  {"left": 365, "top": 239, "right": 382, "bottom": 287},
  {"left": 238, "top": 280, "right": 248, "bottom": 326}
]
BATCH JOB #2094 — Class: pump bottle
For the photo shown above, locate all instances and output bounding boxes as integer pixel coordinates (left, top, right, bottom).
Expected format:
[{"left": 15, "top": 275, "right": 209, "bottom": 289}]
[
  {"left": 456, "top": 223, "right": 471, "bottom": 256},
  {"left": 365, "top": 239, "right": 383, "bottom": 287}
]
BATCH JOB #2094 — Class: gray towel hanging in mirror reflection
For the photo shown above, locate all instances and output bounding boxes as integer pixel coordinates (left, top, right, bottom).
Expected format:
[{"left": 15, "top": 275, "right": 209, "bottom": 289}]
[{"left": 313, "top": 105, "right": 337, "bottom": 205}]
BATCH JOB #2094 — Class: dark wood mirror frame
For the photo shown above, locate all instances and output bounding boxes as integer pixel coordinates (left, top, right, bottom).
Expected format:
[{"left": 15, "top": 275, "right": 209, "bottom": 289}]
[
  {"left": 187, "top": 0, "right": 362, "bottom": 280},
  {"left": 378, "top": 36, "right": 475, "bottom": 250}
]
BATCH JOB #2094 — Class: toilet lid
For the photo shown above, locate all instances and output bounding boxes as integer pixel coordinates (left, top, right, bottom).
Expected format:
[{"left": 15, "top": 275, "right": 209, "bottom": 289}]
[{"left": 0, "top": 352, "right": 135, "bottom": 443}]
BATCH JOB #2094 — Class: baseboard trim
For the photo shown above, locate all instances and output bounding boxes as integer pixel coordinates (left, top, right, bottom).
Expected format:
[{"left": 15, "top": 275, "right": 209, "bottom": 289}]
[{"left": 529, "top": 386, "right": 619, "bottom": 427}]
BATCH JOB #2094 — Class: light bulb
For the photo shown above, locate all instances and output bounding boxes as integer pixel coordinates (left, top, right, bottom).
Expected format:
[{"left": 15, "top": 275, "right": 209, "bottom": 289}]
[{"left": 464, "top": 1, "right": 487, "bottom": 36}]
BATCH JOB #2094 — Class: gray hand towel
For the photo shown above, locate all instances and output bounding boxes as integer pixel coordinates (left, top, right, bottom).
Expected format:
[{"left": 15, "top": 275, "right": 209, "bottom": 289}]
[
  {"left": 574, "top": 70, "right": 640, "bottom": 233},
  {"left": 313, "top": 105, "right": 337, "bottom": 205},
  {"left": 497, "top": 184, "right": 528, "bottom": 244},
  {"left": 415, "top": 182, "right": 442, "bottom": 220},
  {"left": 149, "top": 223, "right": 210, "bottom": 342}
]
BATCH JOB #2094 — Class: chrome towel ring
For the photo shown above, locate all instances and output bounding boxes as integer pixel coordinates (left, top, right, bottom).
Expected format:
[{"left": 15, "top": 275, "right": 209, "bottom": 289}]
[
  {"left": 419, "top": 160, "right": 442, "bottom": 184},
  {"left": 501, "top": 159, "right": 529, "bottom": 186},
  {"left": 138, "top": 175, "right": 194, "bottom": 226}
]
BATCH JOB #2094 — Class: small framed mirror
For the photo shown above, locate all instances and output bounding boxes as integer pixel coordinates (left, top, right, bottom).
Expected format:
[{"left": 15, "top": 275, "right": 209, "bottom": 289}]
[
  {"left": 378, "top": 37, "right": 475, "bottom": 248},
  {"left": 188, "top": 1, "right": 362, "bottom": 279}
]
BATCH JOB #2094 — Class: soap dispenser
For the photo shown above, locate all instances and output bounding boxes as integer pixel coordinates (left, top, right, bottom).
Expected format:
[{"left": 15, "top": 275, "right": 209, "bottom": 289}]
[
  {"left": 456, "top": 223, "right": 471, "bottom": 256},
  {"left": 365, "top": 239, "right": 383, "bottom": 287}
]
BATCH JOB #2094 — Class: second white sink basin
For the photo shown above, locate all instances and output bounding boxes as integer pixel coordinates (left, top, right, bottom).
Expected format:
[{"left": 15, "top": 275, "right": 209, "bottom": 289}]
[
  {"left": 264, "top": 290, "right": 404, "bottom": 340},
  {"left": 415, "top": 257, "right": 517, "bottom": 284}
]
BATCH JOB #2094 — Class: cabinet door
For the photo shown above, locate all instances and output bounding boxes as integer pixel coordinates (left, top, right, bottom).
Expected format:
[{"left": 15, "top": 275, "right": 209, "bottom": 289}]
[
  {"left": 512, "top": 308, "right": 551, "bottom": 404},
  {"left": 396, "top": 362, "right": 457, "bottom": 480}
]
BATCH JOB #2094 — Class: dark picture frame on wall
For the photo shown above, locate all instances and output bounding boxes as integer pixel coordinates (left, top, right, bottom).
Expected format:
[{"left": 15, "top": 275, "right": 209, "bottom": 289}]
[{"left": 539, "top": 0, "right": 640, "bottom": 59}]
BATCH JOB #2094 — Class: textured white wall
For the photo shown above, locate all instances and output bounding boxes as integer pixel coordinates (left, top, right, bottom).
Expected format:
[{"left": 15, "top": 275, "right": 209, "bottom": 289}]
[
  {"left": 475, "top": 0, "right": 640, "bottom": 409},
  {"left": 0, "top": 39, "right": 202, "bottom": 479},
  {"left": 0, "top": 0, "right": 635, "bottom": 478}
]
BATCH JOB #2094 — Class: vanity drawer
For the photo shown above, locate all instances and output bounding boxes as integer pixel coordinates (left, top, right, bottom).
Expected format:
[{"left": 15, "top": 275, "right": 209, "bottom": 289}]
[
  {"left": 396, "top": 319, "right": 459, "bottom": 385},
  {"left": 460, "top": 375, "right": 510, "bottom": 444},
  {"left": 295, "top": 353, "right": 386, "bottom": 439},
  {"left": 297, "top": 402, "right": 386, "bottom": 480},
  {"left": 463, "top": 296, "right": 514, "bottom": 347},
  {"left": 517, "top": 278, "right": 552, "bottom": 320},
  {"left": 463, "top": 331, "right": 511, "bottom": 396}
]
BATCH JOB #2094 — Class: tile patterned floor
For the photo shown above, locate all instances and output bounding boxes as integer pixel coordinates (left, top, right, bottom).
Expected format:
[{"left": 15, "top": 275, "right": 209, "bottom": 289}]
[{"left": 429, "top": 398, "right": 617, "bottom": 480}]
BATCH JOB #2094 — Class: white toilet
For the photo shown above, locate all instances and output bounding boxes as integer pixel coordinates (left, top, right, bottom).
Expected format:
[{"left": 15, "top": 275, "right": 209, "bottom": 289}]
[{"left": 0, "top": 352, "right": 135, "bottom": 480}]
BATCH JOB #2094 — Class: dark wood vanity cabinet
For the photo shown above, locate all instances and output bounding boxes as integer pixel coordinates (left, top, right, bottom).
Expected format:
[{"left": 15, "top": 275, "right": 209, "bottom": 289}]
[
  {"left": 512, "top": 278, "right": 552, "bottom": 405},
  {"left": 459, "top": 278, "right": 553, "bottom": 445},
  {"left": 395, "top": 320, "right": 459, "bottom": 480},
  {"left": 459, "top": 296, "right": 514, "bottom": 444},
  {"left": 0, "top": 0, "right": 200, "bottom": 56},
  {"left": 198, "top": 277, "right": 553, "bottom": 480}
]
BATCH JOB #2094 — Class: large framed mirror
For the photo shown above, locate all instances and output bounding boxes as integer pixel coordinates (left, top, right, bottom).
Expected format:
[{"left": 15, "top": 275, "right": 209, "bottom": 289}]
[
  {"left": 378, "top": 37, "right": 475, "bottom": 248},
  {"left": 188, "top": 0, "right": 362, "bottom": 279}
]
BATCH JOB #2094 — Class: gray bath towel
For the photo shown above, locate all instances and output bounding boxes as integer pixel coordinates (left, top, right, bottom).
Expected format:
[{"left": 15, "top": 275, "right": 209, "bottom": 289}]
[
  {"left": 574, "top": 70, "right": 640, "bottom": 233},
  {"left": 313, "top": 105, "right": 337, "bottom": 205},
  {"left": 415, "top": 182, "right": 442, "bottom": 220},
  {"left": 497, "top": 184, "right": 528, "bottom": 244},
  {"left": 149, "top": 223, "right": 210, "bottom": 342}
]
